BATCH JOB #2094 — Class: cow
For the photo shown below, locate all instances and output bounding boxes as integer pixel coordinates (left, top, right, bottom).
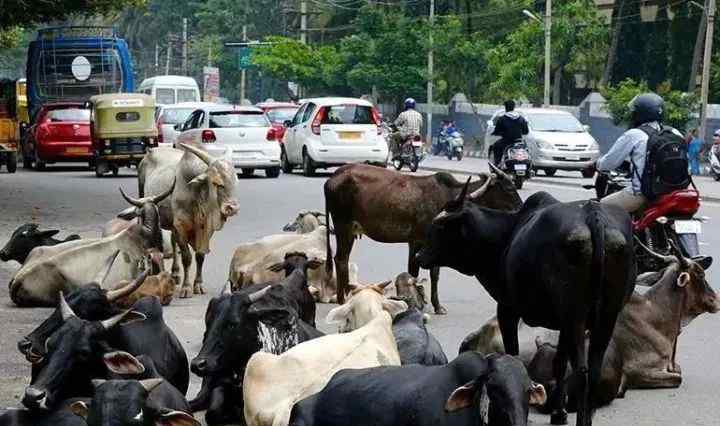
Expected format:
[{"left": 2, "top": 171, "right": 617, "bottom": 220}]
[
  {"left": 9, "top": 184, "right": 172, "bottom": 307},
  {"left": 228, "top": 224, "right": 359, "bottom": 303},
  {"left": 0, "top": 223, "right": 80, "bottom": 265},
  {"left": 68, "top": 379, "right": 199, "bottom": 426},
  {"left": 393, "top": 271, "right": 427, "bottom": 311},
  {"left": 392, "top": 307, "right": 447, "bottom": 366},
  {"left": 289, "top": 352, "right": 546, "bottom": 426},
  {"left": 139, "top": 143, "right": 239, "bottom": 298},
  {"left": 325, "top": 281, "right": 408, "bottom": 333},
  {"left": 108, "top": 271, "right": 176, "bottom": 308},
  {"left": 0, "top": 399, "right": 88, "bottom": 426},
  {"left": 243, "top": 311, "right": 402, "bottom": 426},
  {"left": 324, "top": 163, "right": 521, "bottom": 312},
  {"left": 102, "top": 218, "right": 174, "bottom": 260},
  {"left": 22, "top": 290, "right": 190, "bottom": 410},
  {"left": 416, "top": 185, "right": 637, "bottom": 426},
  {"left": 283, "top": 210, "right": 327, "bottom": 233}
]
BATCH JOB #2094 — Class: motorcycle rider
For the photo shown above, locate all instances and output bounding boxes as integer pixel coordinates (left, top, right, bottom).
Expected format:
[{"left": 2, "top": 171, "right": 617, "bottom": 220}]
[
  {"left": 595, "top": 93, "right": 684, "bottom": 213},
  {"left": 491, "top": 100, "right": 529, "bottom": 166},
  {"left": 392, "top": 97, "right": 423, "bottom": 156}
]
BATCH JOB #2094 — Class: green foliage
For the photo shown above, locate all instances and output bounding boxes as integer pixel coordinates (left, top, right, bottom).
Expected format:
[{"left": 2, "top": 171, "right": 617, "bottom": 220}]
[
  {"left": 601, "top": 79, "right": 698, "bottom": 131},
  {"left": 2, "top": 0, "right": 146, "bottom": 28}
]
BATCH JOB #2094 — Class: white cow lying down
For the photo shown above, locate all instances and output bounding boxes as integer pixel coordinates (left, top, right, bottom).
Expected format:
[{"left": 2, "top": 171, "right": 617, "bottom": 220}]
[{"left": 228, "top": 225, "right": 358, "bottom": 303}]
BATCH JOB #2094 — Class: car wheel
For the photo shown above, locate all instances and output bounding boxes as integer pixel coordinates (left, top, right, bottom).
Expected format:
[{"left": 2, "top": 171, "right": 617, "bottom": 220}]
[
  {"left": 302, "top": 151, "right": 315, "bottom": 177},
  {"left": 544, "top": 168, "right": 557, "bottom": 177},
  {"left": 241, "top": 168, "right": 255, "bottom": 177},
  {"left": 95, "top": 165, "right": 105, "bottom": 177},
  {"left": 112, "top": 166, "right": 119, "bottom": 176},
  {"left": 514, "top": 176, "right": 524, "bottom": 190},
  {"left": 265, "top": 167, "right": 280, "bottom": 178},
  {"left": 581, "top": 168, "right": 595, "bottom": 178},
  {"left": 281, "top": 149, "right": 293, "bottom": 173},
  {"left": 6, "top": 152, "right": 17, "bottom": 173}
]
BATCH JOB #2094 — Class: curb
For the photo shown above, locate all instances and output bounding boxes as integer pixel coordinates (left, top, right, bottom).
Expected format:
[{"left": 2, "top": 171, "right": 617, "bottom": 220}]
[{"left": 420, "top": 165, "right": 720, "bottom": 203}]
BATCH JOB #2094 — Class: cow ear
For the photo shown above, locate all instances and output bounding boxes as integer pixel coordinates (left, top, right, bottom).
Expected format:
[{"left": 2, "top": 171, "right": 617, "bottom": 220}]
[
  {"left": 416, "top": 284, "right": 427, "bottom": 303},
  {"left": 156, "top": 409, "right": 201, "bottom": 426},
  {"left": 326, "top": 303, "right": 352, "bottom": 325},
  {"left": 189, "top": 173, "right": 208, "bottom": 186},
  {"left": 208, "top": 170, "right": 224, "bottom": 187},
  {"left": 382, "top": 298, "right": 408, "bottom": 317},
  {"left": 307, "top": 258, "right": 324, "bottom": 270},
  {"left": 528, "top": 382, "right": 547, "bottom": 406},
  {"left": 38, "top": 229, "right": 60, "bottom": 238},
  {"left": 693, "top": 255, "right": 713, "bottom": 270},
  {"left": 445, "top": 381, "right": 476, "bottom": 412},
  {"left": 70, "top": 401, "right": 89, "bottom": 419},
  {"left": 117, "top": 207, "right": 139, "bottom": 220},
  {"left": 676, "top": 272, "right": 691, "bottom": 288},
  {"left": 103, "top": 351, "right": 145, "bottom": 376}
]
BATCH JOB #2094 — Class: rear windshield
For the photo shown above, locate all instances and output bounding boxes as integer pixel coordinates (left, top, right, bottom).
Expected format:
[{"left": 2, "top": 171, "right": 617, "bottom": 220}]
[
  {"left": 47, "top": 109, "right": 90, "bottom": 122},
  {"left": 156, "top": 88, "right": 175, "bottom": 105},
  {"left": 209, "top": 111, "right": 269, "bottom": 128},
  {"left": 266, "top": 108, "right": 298, "bottom": 124},
  {"left": 321, "top": 105, "right": 374, "bottom": 125},
  {"left": 177, "top": 89, "right": 198, "bottom": 103},
  {"left": 161, "top": 108, "right": 195, "bottom": 124}
]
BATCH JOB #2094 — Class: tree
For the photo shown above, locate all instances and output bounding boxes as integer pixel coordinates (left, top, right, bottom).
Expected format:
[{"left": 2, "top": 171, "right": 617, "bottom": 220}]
[{"left": 1, "top": 0, "right": 145, "bottom": 29}]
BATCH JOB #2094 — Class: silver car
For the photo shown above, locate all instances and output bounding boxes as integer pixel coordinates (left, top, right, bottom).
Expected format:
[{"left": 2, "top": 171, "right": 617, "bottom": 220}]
[{"left": 485, "top": 108, "right": 600, "bottom": 177}]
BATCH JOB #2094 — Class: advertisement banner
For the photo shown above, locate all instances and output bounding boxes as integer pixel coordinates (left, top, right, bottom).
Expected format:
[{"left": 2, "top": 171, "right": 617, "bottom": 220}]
[{"left": 203, "top": 66, "right": 220, "bottom": 102}]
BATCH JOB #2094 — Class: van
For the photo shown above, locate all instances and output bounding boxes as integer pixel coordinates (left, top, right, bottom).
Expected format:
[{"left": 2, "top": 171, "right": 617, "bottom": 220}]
[{"left": 137, "top": 76, "right": 201, "bottom": 106}]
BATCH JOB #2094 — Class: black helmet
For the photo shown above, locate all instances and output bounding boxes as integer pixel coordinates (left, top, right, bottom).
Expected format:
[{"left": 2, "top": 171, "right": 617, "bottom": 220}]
[{"left": 628, "top": 93, "right": 664, "bottom": 127}]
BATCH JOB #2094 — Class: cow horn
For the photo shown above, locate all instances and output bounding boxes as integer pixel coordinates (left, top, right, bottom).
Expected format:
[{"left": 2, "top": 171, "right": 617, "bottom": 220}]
[
  {"left": 93, "top": 250, "right": 121, "bottom": 285},
  {"left": 248, "top": 285, "right": 273, "bottom": 303},
  {"left": 151, "top": 177, "right": 176, "bottom": 204},
  {"left": 180, "top": 143, "right": 212, "bottom": 166},
  {"left": 634, "top": 236, "right": 675, "bottom": 264},
  {"left": 488, "top": 161, "right": 512, "bottom": 182},
  {"left": 469, "top": 174, "right": 495, "bottom": 200},
  {"left": 375, "top": 280, "right": 392, "bottom": 290},
  {"left": 119, "top": 187, "right": 144, "bottom": 208},
  {"left": 455, "top": 176, "right": 472, "bottom": 202},
  {"left": 139, "top": 378, "right": 164, "bottom": 393},
  {"left": 106, "top": 269, "right": 150, "bottom": 302},
  {"left": 221, "top": 281, "right": 233, "bottom": 295},
  {"left": 58, "top": 291, "right": 77, "bottom": 321},
  {"left": 100, "top": 309, "right": 133, "bottom": 330},
  {"left": 667, "top": 239, "right": 690, "bottom": 268}
]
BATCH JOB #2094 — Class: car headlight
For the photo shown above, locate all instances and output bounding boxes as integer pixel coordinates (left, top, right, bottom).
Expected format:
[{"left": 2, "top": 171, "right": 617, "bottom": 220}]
[
  {"left": 536, "top": 140, "right": 554, "bottom": 150},
  {"left": 589, "top": 141, "right": 599, "bottom": 151}
]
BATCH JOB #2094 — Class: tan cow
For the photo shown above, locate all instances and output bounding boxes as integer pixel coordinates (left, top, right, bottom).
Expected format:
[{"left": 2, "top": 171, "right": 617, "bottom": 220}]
[
  {"left": 109, "top": 271, "right": 176, "bottom": 308},
  {"left": 325, "top": 281, "right": 408, "bottom": 332}
]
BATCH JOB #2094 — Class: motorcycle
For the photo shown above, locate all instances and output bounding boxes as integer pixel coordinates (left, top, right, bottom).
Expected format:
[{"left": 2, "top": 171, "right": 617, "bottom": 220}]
[
  {"left": 584, "top": 169, "right": 708, "bottom": 271},
  {"left": 444, "top": 130, "right": 464, "bottom": 161},
  {"left": 500, "top": 142, "right": 532, "bottom": 189},
  {"left": 709, "top": 144, "right": 720, "bottom": 181},
  {"left": 392, "top": 133, "right": 424, "bottom": 172}
]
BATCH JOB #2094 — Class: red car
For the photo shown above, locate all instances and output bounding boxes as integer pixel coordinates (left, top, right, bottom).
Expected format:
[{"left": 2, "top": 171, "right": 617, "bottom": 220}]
[
  {"left": 23, "top": 102, "right": 92, "bottom": 170},
  {"left": 256, "top": 101, "right": 299, "bottom": 143}
]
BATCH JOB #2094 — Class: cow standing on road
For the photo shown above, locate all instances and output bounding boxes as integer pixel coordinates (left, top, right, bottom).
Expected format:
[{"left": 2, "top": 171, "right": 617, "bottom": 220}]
[
  {"left": 417, "top": 187, "right": 636, "bottom": 426},
  {"left": 324, "top": 163, "right": 521, "bottom": 312}
]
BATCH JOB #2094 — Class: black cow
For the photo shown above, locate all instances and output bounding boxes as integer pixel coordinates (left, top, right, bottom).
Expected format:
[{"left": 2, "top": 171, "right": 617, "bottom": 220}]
[
  {"left": 392, "top": 307, "right": 447, "bottom": 366},
  {"left": 0, "top": 223, "right": 80, "bottom": 264},
  {"left": 289, "top": 352, "right": 546, "bottom": 426},
  {"left": 0, "top": 399, "right": 88, "bottom": 426},
  {"left": 417, "top": 187, "right": 636, "bottom": 426},
  {"left": 189, "top": 280, "right": 323, "bottom": 425},
  {"left": 69, "top": 379, "right": 199, "bottom": 426},
  {"left": 267, "top": 251, "right": 323, "bottom": 327}
]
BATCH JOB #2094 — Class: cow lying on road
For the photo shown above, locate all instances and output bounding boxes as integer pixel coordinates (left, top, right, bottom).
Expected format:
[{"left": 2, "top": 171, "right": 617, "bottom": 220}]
[
  {"left": 0, "top": 223, "right": 80, "bottom": 265},
  {"left": 0, "top": 399, "right": 87, "bottom": 426},
  {"left": 289, "top": 352, "right": 546, "bottom": 426},
  {"left": 108, "top": 271, "right": 176, "bottom": 308},
  {"left": 283, "top": 210, "right": 326, "bottom": 233},
  {"left": 417, "top": 185, "right": 636, "bottom": 426}
]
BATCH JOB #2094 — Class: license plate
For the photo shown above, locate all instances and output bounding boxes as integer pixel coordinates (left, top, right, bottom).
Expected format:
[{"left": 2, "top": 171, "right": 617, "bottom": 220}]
[
  {"left": 516, "top": 171, "right": 526, "bottom": 176},
  {"left": 565, "top": 155, "right": 580, "bottom": 161},
  {"left": 338, "top": 132, "right": 362, "bottom": 140},
  {"left": 514, "top": 164, "right": 527, "bottom": 171},
  {"left": 674, "top": 220, "right": 701, "bottom": 234},
  {"left": 234, "top": 151, "right": 258, "bottom": 158},
  {"left": 411, "top": 141, "right": 423, "bottom": 147},
  {"left": 65, "top": 147, "right": 88, "bottom": 154}
]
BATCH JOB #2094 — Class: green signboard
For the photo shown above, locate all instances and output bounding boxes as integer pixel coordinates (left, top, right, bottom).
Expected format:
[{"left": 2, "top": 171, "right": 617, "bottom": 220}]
[{"left": 238, "top": 47, "right": 254, "bottom": 70}]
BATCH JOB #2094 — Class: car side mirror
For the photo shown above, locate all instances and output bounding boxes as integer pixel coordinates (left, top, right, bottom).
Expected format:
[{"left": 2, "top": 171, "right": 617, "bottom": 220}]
[
  {"left": 583, "top": 124, "right": 591, "bottom": 132},
  {"left": 284, "top": 120, "right": 293, "bottom": 128},
  {"left": 83, "top": 101, "right": 92, "bottom": 109}
]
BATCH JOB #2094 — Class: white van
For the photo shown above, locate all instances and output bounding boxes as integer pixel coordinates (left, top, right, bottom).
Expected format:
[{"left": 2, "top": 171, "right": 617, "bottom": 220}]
[{"left": 137, "top": 76, "right": 201, "bottom": 106}]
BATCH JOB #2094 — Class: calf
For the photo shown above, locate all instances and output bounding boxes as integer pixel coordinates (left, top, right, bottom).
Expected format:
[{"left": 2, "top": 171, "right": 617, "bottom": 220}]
[
  {"left": 393, "top": 271, "right": 427, "bottom": 311},
  {"left": 0, "top": 223, "right": 80, "bottom": 265},
  {"left": 417, "top": 183, "right": 636, "bottom": 426},
  {"left": 392, "top": 307, "right": 447, "bottom": 366},
  {"left": 108, "top": 271, "right": 176, "bottom": 308},
  {"left": 289, "top": 352, "right": 546, "bottom": 426},
  {"left": 325, "top": 281, "right": 408, "bottom": 332},
  {"left": 283, "top": 210, "right": 326, "bottom": 233}
]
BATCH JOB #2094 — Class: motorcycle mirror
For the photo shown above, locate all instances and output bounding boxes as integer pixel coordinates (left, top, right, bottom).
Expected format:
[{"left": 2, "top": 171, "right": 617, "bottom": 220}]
[{"left": 656, "top": 216, "right": 669, "bottom": 225}]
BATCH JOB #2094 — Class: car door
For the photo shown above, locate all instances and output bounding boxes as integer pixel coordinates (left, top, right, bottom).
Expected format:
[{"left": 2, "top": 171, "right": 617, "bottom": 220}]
[
  {"left": 294, "top": 103, "right": 316, "bottom": 160},
  {"left": 286, "top": 104, "right": 307, "bottom": 163},
  {"left": 176, "top": 110, "right": 201, "bottom": 146}
]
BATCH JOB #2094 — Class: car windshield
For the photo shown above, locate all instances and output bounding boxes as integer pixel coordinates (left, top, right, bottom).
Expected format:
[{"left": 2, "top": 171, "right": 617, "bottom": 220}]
[
  {"left": 209, "top": 111, "right": 269, "bottom": 128},
  {"left": 156, "top": 88, "right": 175, "bottom": 104},
  {"left": 266, "top": 108, "right": 298, "bottom": 124},
  {"left": 47, "top": 108, "right": 90, "bottom": 122},
  {"left": 527, "top": 113, "right": 584, "bottom": 132},
  {"left": 161, "top": 108, "right": 195, "bottom": 125},
  {"left": 321, "top": 104, "right": 374, "bottom": 125}
]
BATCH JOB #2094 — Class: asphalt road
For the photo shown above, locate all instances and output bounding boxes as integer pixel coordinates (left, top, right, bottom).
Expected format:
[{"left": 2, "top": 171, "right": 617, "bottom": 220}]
[{"left": 0, "top": 164, "right": 719, "bottom": 426}]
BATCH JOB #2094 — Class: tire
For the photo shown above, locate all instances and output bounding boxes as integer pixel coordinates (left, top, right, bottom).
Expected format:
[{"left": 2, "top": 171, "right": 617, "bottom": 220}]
[
  {"left": 581, "top": 168, "right": 595, "bottom": 178},
  {"left": 514, "top": 176, "right": 524, "bottom": 190},
  {"left": 6, "top": 152, "right": 17, "bottom": 173},
  {"left": 241, "top": 168, "right": 255, "bottom": 177},
  {"left": 457, "top": 151, "right": 463, "bottom": 161},
  {"left": 35, "top": 160, "right": 46, "bottom": 171},
  {"left": 281, "top": 149, "right": 293, "bottom": 173},
  {"left": 112, "top": 166, "right": 119, "bottom": 176},
  {"left": 410, "top": 153, "right": 419, "bottom": 172},
  {"left": 302, "top": 151, "right": 315, "bottom": 177},
  {"left": 265, "top": 167, "right": 280, "bottom": 178},
  {"left": 544, "top": 168, "right": 557, "bottom": 177},
  {"left": 714, "top": 173, "right": 720, "bottom": 181},
  {"left": 392, "top": 159, "right": 403, "bottom": 171},
  {"left": 95, "top": 165, "right": 104, "bottom": 177}
]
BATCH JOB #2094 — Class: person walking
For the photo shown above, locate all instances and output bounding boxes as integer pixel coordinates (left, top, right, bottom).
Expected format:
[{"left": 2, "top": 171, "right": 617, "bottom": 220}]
[{"left": 687, "top": 128, "right": 703, "bottom": 176}]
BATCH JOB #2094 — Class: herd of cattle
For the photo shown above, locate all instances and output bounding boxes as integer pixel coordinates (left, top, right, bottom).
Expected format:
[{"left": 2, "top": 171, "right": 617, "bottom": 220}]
[{"left": 0, "top": 143, "right": 718, "bottom": 426}]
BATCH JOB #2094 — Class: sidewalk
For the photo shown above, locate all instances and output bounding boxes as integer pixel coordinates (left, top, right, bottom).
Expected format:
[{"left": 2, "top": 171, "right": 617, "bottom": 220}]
[{"left": 421, "top": 156, "right": 720, "bottom": 202}]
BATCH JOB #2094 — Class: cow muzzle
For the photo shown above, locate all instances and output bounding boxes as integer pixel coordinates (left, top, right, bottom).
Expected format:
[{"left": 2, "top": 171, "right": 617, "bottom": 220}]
[
  {"left": 191, "top": 357, "right": 215, "bottom": 376},
  {"left": 221, "top": 201, "right": 240, "bottom": 218},
  {"left": 22, "top": 386, "right": 48, "bottom": 410},
  {"left": 0, "top": 249, "right": 10, "bottom": 261}
]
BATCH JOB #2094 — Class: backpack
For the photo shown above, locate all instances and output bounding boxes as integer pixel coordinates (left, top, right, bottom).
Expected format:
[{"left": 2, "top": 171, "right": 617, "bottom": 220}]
[{"left": 636, "top": 124, "right": 691, "bottom": 200}]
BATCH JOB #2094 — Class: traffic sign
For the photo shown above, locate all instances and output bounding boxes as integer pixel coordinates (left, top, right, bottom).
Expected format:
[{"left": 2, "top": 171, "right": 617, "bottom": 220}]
[{"left": 238, "top": 47, "right": 254, "bottom": 70}]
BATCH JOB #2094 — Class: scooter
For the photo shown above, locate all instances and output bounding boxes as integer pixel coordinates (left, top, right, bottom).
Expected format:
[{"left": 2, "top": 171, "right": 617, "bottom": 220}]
[
  {"left": 584, "top": 169, "right": 710, "bottom": 271},
  {"left": 392, "top": 134, "right": 425, "bottom": 172},
  {"left": 709, "top": 144, "right": 720, "bottom": 181},
  {"left": 445, "top": 130, "right": 464, "bottom": 161},
  {"left": 500, "top": 142, "right": 532, "bottom": 189}
]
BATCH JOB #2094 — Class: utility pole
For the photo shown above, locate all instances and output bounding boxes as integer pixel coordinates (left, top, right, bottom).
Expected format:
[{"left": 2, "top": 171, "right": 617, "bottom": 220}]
[
  {"left": 182, "top": 18, "right": 188, "bottom": 76},
  {"left": 154, "top": 43, "right": 159, "bottom": 74},
  {"left": 426, "top": 0, "right": 435, "bottom": 145},
  {"left": 240, "top": 24, "right": 247, "bottom": 103},
  {"left": 165, "top": 42, "right": 172, "bottom": 75},
  {"left": 544, "top": 0, "right": 552, "bottom": 106},
  {"left": 700, "top": 0, "right": 716, "bottom": 141},
  {"left": 300, "top": 0, "right": 308, "bottom": 44}
]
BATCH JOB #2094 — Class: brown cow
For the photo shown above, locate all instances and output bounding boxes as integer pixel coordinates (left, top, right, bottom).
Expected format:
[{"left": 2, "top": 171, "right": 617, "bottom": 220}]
[
  {"left": 324, "top": 163, "right": 521, "bottom": 312},
  {"left": 109, "top": 271, "right": 176, "bottom": 308}
]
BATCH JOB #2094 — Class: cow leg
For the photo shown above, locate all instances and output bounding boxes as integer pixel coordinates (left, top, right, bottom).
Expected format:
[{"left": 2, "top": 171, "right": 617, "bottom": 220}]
[
  {"left": 549, "top": 332, "right": 571, "bottom": 425},
  {"left": 170, "top": 231, "right": 181, "bottom": 286},
  {"left": 194, "top": 252, "right": 206, "bottom": 294},
  {"left": 178, "top": 241, "right": 193, "bottom": 298},
  {"left": 496, "top": 305, "right": 520, "bottom": 355},
  {"left": 568, "top": 321, "right": 590, "bottom": 426},
  {"left": 409, "top": 244, "right": 446, "bottom": 315},
  {"left": 333, "top": 224, "right": 355, "bottom": 305},
  {"left": 630, "top": 369, "right": 683, "bottom": 389}
]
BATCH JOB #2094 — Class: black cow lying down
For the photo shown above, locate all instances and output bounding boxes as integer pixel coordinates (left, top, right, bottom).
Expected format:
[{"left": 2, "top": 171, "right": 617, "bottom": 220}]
[
  {"left": 289, "top": 352, "right": 546, "bottom": 426},
  {"left": 392, "top": 307, "right": 447, "bottom": 366},
  {"left": 0, "top": 223, "right": 80, "bottom": 265},
  {"left": 0, "top": 399, "right": 88, "bottom": 426},
  {"left": 417, "top": 185, "right": 636, "bottom": 426}
]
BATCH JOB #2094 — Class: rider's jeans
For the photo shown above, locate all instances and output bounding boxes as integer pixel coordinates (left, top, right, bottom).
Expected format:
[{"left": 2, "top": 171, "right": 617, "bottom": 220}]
[{"left": 601, "top": 190, "right": 647, "bottom": 213}]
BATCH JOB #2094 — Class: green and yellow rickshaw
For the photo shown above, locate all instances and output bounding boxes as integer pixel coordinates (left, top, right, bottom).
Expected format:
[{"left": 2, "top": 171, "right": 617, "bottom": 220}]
[{"left": 0, "top": 79, "right": 19, "bottom": 173}]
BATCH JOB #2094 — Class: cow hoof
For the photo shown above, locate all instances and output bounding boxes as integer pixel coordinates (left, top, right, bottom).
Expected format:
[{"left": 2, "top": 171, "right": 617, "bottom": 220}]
[
  {"left": 550, "top": 409, "right": 568, "bottom": 425},
  {"left": 194, "top": 283, "right": 206, "bottom": 295},
  {"left": 179, "top": 287, "right": 193, "bottom": 298},
  {"left": 434, "top": 305, "right": 448, "bottom": 315}
]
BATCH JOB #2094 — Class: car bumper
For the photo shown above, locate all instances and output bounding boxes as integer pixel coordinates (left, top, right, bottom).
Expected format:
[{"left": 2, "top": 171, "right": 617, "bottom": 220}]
[
  {"left": 205, "top": 143, "right": 281, "bottom": 169},
  {"left": 533, "top": 150, "right": 599, "bottom": 170},
  {"left": 38, "top": 142, "right": 93, "bottom": 161},
  {"left": 307, "top": 144, "right": 389, "bottom": 165}
]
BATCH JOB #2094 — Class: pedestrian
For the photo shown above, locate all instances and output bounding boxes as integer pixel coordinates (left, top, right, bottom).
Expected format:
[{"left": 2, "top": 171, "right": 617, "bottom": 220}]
[{"left": 687, "top": 128, "right": 703, "bottom": 176}]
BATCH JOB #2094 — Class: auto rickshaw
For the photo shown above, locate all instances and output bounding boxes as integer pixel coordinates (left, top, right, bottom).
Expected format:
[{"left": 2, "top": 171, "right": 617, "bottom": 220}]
[
  {"left": 88, "top": 93, "right": 158, "bottom": 177},
  {"left": 0, "top": 79, "right": 19, "bottom": 173}
]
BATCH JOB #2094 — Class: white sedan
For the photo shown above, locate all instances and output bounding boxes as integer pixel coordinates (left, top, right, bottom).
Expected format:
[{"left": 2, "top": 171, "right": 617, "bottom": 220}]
[{"left": 175, "top": 105, "right": 282, "bottom": 178}]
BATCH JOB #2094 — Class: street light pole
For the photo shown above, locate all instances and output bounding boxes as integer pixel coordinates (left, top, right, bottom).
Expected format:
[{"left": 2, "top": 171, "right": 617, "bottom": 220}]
[
  {"left": 544, "top": 0, "right": 552, "bottom": 106},
  {"left": 426, "top": 0, "right": 435, "bottom": 145},
  {"left": 700, "top": 0, "right": 716, "bottom": 141}
]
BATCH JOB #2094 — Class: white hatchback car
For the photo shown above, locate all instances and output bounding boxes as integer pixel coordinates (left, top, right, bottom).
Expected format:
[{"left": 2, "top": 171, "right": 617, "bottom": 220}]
[
  {"left": 156, "top": 102, "right": 216, "bottom": 148},
  {"left": 282, "top": 97, "right": 389, "bottom": 176},
  {"left": 175, "top": 105, "right": 282, "bottom": 178}
]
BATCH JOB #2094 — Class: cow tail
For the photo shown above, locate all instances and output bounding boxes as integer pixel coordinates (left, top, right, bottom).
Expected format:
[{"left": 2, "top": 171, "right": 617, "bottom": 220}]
[
  {"left": 584, "top": 200, "right": 607, "bottom": 327},
  {"left": 324, "top": 185, "right": 334, "bottom": 291}
]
